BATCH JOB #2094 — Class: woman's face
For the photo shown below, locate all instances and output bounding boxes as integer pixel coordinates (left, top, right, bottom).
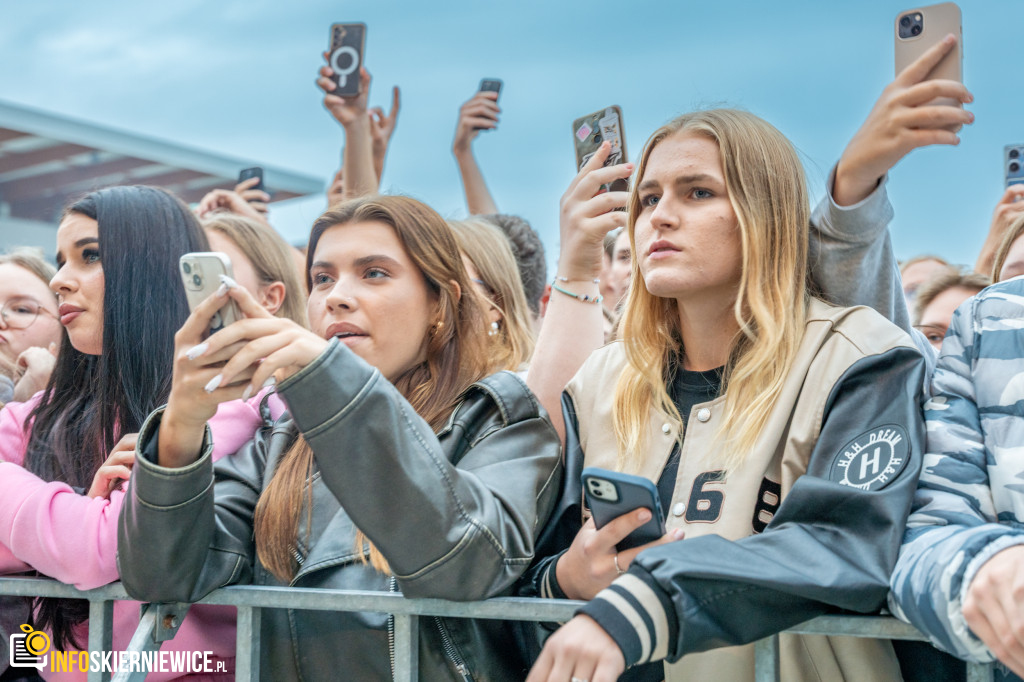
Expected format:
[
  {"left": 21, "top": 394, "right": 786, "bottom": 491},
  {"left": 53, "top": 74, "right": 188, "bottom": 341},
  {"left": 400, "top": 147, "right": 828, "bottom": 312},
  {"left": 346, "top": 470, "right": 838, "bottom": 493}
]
[
  {"left": 633, "top": 132, "right": 742, "bottom": 305},
  {"left": 608, "top": 229, "right": 632, "bottom": 308},
  {"left": 51, "top": 213, "right": 105, "bottom": 356},
  {"left": 999, "top": 235, "right": 1024, "bottom": 282},
  {"left": 205, "top": 229, "right": 284, "bottom": 316},
  {"left": 0, "top": 263, "right": 62, "bottom": 363},
  {"left": 306, "top": 220, "right": 436, "bottom": 382},
  {"left": 461, "top": 255, "right": 502, "bottom": 326},
  {"left": 917, "top": 286, "right": 978, "bottom": 350}
]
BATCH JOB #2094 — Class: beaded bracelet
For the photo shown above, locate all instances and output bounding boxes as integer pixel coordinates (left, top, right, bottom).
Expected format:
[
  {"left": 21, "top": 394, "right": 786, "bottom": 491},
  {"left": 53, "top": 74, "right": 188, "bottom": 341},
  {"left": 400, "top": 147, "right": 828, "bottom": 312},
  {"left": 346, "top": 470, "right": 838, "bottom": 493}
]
[{"left": 551, "top": 281, "right": 603, "bottom": 304}]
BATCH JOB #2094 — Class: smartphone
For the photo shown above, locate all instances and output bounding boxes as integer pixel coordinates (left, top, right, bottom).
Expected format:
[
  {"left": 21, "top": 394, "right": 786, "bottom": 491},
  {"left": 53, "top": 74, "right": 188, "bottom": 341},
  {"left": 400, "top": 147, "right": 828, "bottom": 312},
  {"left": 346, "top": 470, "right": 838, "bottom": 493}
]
[
  {"left": 179, "top": 253, "right": 242, "bottom": 338},
  {"left": 328, "top": 23, "right": 366, "bottom": 98},
  {"left": 478, "top": 78, "right": 502, "bottom": 101},
  {"left": 582, "top": 467, "right": 666, "bottom": 552},
  {"left": 1005, "top": 145, "right": 1024, "bottom": 188},
  {"left": 573, "top": 106, "right": 628, "bottom": 193},
  {"left": 894, "top": 3, "right": 963, "bottom": 127},
  {"left": 238, "top": 167, "right": 264, "bottom": 195}
]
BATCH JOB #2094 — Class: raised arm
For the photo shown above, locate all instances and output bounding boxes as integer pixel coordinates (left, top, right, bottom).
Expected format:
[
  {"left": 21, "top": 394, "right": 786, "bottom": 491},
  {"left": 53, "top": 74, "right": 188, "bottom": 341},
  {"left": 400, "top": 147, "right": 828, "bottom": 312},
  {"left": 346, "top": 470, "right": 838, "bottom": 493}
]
[
  {"left": 317, "top": 61, "right": 378, "bottom": 200},
  {"left": 453, "top": 90, "right": 501, "bottom": 215}
]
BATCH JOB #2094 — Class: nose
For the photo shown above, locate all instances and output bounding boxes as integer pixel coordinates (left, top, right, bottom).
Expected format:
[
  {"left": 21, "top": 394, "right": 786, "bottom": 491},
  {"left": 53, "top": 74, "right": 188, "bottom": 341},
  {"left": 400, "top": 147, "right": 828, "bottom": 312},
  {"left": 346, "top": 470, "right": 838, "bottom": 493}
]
[
  {"left": 649, "top": 195, "right": 679, "bottom": 232},
  {"left": 324, "top": 278, "right": 356, "bottom": 312},
  {"left": 50, "top": 264, "right": 76, "bottom": 297}
]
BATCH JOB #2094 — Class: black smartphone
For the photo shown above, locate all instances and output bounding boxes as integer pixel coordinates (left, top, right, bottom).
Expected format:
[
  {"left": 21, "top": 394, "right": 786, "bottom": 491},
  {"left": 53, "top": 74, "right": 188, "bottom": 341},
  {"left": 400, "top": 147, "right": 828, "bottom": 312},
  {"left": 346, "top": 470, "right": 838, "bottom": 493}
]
[
  {"left": 582, "top": 467, "right": 666, "bottom": 552},
  {"left": 238, "top": 167, "right": 265, "bottom": 196},
  {"left": 478, "top": 78, "right": 502, "bottom": 101},
  {"left": 1005, "top": 145, "right": 1024, "bottom": 188},
  {"left": 328, "top": 23, "right": 367, "bottom": 98}
]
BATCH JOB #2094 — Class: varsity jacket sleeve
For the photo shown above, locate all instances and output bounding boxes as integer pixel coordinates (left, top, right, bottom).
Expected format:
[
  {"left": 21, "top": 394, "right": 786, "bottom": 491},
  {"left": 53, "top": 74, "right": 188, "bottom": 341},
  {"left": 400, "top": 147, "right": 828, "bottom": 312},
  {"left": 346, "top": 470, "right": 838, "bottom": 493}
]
[
  {"left": 276, "top": 339, "right": 563, "bottom": 601},
  {"left": 809, "top": 166, "right": 912, "bottom": 334},
  {"left": 579, "top": 344, "right": 926, "bottom": 668},
  {"left": 888, "top": 292, "right": 1024, "bottom": 662}
]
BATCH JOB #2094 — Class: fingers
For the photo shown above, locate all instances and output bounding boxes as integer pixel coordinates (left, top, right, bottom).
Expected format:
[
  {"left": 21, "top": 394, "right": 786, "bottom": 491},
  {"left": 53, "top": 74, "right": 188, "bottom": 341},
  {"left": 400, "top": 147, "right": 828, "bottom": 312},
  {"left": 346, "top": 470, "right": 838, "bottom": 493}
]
[
  {"left": 900, "top": 78, "right": 973, "bottom": 109},
  {"left": 593, "top": 508, "right": 654, "bottom": 549},
  {"left": 965, "top": 587, "right": 1024, "bottom": 675},
  {"left": 575, "top": 165, "right": 634, "bottom": 202},
  {"left": 997, "top": 184, "right": 1024, "bottom": 207},
  {"left": 897, "top": 33, "right": 957, "bottom": 86},
  {"left": 388, "top": 85, "right": 401, "bottom": 123},
  {"left": 112, "top": 432, "right": 139, "bottom": 454},
  {"left": 616, "top": 527, "right": 686, "bottom": 568},
  {"left": 176, "top": 284, "right": 236, "bottom": 347}
]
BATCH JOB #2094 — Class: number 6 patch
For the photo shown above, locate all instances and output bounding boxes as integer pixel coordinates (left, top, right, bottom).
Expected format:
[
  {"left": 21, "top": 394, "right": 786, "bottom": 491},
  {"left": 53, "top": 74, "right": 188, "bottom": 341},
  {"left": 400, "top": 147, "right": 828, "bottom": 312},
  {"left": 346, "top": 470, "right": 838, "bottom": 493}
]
[{"left": 829, "top": 425, "right": 910, "bottom": 491}]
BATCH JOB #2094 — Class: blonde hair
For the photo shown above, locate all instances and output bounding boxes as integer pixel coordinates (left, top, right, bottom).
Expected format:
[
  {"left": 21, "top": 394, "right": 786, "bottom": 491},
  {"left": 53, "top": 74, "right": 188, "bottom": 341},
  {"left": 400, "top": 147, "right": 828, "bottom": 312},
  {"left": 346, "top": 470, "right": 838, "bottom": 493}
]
[
  {"left": 991, "top": 213, "right": 1024, "bottom": 282},
  {"left": 614, "top": 109, "right": 810, "bottom": 472},
  {"left": 0, "top": 248, "right": 57, "bottom": 287},
  {"left": 254, "top": 196, "right": 493, "bottom": 581},
  {"left": 449, "top": 219, "right": 535, "bottom": 370},
  {"left": 201, "top": 214, "right": 309, "bottom": 327},
  {"left": 913, "top": 268, "right": 990, "bottom": 324}
]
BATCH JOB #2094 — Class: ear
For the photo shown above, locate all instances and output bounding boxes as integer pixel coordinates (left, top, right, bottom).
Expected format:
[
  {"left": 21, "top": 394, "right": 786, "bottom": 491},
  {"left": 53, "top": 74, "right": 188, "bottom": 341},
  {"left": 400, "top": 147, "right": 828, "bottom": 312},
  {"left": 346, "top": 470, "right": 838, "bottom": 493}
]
[
  {"left": 449, "top": 280, "right": 462, "bottom": 302},
  {"left": 258, "top": 281, "right": 287, "bottom": 316}
]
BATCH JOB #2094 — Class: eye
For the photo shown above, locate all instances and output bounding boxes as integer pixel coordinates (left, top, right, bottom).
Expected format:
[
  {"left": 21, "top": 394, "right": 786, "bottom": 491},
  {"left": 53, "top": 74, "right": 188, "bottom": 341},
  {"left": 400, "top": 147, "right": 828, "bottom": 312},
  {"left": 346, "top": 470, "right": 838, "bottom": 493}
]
[
  {"left": 311, "top": 272, "right": 334, "bottom": 287},
  {"left": 639, "top": 193, "right": 660, "bottom": 208},
  {"left": 82, "top": 248, "right": 101, "bottom": 264},
  {"left": 364, "top": 267, "right": 390, "bottom": 280},
  {"left": 692, "top": 188, "right": 714, "bottom": 199}
]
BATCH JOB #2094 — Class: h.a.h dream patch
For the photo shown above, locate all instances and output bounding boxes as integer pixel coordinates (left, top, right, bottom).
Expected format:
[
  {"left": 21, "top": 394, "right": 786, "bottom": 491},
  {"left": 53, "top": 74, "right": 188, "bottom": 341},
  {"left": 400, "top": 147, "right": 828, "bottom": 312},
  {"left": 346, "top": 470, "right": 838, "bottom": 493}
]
[{"left": 829, "top": 425, "right": 910, "bottom": 491}]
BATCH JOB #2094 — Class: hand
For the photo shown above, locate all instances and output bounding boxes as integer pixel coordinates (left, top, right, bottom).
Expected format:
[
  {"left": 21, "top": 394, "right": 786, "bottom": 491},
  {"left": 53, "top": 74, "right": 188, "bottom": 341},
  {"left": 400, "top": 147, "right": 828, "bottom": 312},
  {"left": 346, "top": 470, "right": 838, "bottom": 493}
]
[
  {"left": 557, "top": 142, "right": 633, "bottom": 282},
  {"left": 233, "top": 176, "right": 271, "bottom": 219},
  {"left": 963, "top": 544, "right": 1024, "bottom": 676},
  {"left": 555, "top": 509, "right": 684, "bottom": 600},
  {"left": 195, "top": 188, "right": 269, "bottom": 225},
  {"left": 833, "top": 34, "right": 973, "bottom": 206},
  {"left": 318, "top": 58, "right": 372, "bottom": 128},
  {"left": 86, "top": 433, "right": 138, "bottom": 499},
  {"left": 13, "top": 343, "right": 57, "bottom": 402},
  {"left": 526, "top": 615, "right": 626, "bottom": 682},
  {"left": 982, "top": 185, "right": 1024, "bottom": 278},
  {"left": 369, "top": 86, "right": 400, "bottom": 180},
  {"left": 327, "top": 167, "right": 345, "bottom": 207},
  {"left": 453, "top": 91, "right": 501, "bottom": 155}
]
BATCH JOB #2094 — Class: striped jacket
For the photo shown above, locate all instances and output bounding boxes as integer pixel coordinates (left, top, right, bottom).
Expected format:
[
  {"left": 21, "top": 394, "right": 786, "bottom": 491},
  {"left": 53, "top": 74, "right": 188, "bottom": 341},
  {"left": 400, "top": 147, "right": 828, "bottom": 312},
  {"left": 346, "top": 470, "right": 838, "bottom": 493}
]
[{"left": 889, "top": 277, "right": 1024, "bottom": 670}]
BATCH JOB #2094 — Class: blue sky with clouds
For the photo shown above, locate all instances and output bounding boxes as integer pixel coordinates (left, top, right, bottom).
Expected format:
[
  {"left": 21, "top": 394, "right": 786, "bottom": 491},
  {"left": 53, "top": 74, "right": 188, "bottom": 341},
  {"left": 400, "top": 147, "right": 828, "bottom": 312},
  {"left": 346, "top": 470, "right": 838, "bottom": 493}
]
[{"left": 1, "top": 0, "right": 1021, "bottom": 269}]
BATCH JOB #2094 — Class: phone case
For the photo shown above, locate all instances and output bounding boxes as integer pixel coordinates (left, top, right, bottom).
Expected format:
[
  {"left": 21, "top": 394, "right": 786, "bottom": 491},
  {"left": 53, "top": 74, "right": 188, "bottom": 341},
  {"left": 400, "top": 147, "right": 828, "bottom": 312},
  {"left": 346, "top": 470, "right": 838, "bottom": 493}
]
[
  {"left": 582, "top": 467, "right": 666, "bottom": 552},
  {"left": 328, "top": 23, "right": 366, "bottom": 98},
  {"left": 479, "top": 78, "right": 503, "bottom": 100},
  {"left": 1005, "top": 145, "right": 1024, "bottom": 188},
  {"left": 238, "top": 167, "right": 265, "bottom": 193},
  {"left": 894, "top": 3, "right": 962, "bottom": 115},
  {"left": 179, "top": 253, "right": 242, "bottom": 338},
  {"left": 572, "top": 106, "right": 629, "bottom": 192}
]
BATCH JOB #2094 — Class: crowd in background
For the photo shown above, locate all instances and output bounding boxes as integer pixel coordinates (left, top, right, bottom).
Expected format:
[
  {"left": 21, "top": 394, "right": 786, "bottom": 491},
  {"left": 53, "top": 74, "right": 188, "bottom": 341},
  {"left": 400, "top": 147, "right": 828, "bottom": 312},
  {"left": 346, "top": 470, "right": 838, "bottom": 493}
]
[{"left": 2, "top": 13, "right": 1024, "bottom": 682}]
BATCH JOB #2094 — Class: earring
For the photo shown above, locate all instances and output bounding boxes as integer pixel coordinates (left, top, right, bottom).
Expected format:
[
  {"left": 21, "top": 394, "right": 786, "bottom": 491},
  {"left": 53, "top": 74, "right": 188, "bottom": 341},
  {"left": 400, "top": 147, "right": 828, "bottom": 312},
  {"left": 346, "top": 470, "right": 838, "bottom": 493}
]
[
  {"left": 488, "top": 321, "right": 500, "bottom": 337},
  {"left": 431, "top": 320, "right": 444, "bottom": 336}
]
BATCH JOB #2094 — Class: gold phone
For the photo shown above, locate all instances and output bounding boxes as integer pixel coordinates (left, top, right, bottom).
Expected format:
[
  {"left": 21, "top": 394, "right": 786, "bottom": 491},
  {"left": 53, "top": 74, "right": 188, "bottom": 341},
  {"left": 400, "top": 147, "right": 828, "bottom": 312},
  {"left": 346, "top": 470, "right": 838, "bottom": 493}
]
[{"left": 894, "top": 2, "right": 963, "bottom": 126}]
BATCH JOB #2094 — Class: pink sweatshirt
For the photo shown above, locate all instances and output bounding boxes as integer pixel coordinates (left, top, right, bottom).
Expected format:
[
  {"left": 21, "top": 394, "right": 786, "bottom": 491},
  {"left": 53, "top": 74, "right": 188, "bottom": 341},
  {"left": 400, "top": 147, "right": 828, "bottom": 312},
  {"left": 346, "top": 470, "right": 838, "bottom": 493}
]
[{"left": 0, "top": 392, "right": 286, "bottom": 681}]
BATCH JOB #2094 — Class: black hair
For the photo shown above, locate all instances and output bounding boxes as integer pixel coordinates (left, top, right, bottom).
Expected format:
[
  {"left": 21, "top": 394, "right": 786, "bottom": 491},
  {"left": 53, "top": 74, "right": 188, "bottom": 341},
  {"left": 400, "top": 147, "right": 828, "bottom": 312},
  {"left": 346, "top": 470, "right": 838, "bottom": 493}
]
[
  {"left": 25, "top": 185, "right": 209, "bottom": 650},
  {"left": 480, "top": 214, "right": 547, "bottom": 316}
]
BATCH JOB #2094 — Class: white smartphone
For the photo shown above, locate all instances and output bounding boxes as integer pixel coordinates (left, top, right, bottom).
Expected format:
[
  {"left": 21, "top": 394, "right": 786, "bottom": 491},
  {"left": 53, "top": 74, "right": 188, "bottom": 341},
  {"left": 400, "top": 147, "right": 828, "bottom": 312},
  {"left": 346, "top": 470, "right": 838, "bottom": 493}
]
[{"left": 179, "top": 252, "right": 242, "bottom": 337}]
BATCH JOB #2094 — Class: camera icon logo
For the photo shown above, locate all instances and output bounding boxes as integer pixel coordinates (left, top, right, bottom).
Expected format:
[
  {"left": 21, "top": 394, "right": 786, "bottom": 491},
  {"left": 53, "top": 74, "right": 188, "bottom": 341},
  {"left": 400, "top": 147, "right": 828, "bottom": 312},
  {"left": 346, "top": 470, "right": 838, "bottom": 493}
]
[{"left": 9, "top": 624, "right": 49, "bottom": 669}]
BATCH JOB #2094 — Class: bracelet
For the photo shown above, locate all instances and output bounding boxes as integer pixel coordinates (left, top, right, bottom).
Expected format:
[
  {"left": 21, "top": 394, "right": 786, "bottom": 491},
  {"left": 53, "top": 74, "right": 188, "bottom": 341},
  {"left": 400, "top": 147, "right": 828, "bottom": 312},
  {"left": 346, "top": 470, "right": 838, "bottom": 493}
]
[
  {"left": 551, "top": 282, "right": 603, "bottom": 304},
  {"left": 554, "top": 275, "right": 601, "bottom": 284}
]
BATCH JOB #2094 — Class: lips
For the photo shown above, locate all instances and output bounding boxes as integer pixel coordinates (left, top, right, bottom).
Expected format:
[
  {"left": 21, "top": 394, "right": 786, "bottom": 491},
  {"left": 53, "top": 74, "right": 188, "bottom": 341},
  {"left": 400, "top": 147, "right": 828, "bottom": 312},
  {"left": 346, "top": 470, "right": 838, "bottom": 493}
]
[
  {"left": 58, "top": 303, "right": 84, "bottom": 326},
  {"left": 648, "top": 240, "right": 681, "bottom": 257},
  {"left": 325, "top": 321, "right": 368, "bottom": 345}
]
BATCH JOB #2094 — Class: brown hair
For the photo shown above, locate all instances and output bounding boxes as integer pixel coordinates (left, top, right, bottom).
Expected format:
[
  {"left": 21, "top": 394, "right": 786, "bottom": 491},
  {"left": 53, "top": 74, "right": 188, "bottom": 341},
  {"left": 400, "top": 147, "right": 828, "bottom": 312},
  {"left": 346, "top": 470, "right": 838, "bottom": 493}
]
[
  {"left": 913, "top": 268, "right": 991, "bottom": 325},
  {"left": 991, "top": 213, "right": 1024, "bottom": 282},
  {"left": 449, "top": 218, "right": 535, "bottom": 371},
  {"left": 202, "top": 214, "right": 309, "bottom": 327},
  {"left": 254, "top": 195, "right": 493, "bottom": 580}
]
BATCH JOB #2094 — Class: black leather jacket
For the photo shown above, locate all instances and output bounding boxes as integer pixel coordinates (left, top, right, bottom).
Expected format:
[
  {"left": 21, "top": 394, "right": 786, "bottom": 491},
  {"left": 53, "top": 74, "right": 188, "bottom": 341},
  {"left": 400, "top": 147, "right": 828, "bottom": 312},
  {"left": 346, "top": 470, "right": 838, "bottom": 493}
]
[{"left": 118, "top": 340, "right": 562, "bottom": 681}]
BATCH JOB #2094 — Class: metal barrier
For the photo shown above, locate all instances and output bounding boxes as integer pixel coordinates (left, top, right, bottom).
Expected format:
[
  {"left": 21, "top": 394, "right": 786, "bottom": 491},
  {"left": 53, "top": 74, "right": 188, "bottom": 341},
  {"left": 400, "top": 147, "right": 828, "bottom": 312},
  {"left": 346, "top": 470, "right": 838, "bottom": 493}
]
[{"left": 0, "top": 575, "right": 995, "bottom": 682}]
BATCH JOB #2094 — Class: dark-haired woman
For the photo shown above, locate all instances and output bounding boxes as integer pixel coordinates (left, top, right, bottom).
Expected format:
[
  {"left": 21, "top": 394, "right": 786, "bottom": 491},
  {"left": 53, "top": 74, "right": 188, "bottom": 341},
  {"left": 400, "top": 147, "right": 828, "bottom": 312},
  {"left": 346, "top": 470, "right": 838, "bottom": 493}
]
[
  {"left": 118, "top": 194, "right": 562, "bottom": 680},
  {"left": 0, "top": 186, "right": 271, "bottom": 680}
]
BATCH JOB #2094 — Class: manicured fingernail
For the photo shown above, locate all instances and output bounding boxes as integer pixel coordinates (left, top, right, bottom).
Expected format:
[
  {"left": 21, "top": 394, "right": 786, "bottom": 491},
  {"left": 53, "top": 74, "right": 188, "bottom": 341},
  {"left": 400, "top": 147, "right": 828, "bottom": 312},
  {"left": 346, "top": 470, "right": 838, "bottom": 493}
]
[
  {"left": 185, "top": 342, "right": 209, "bottom": 360},
  {"left": 241, "top": 384, "right": 254, "bottom": 401},
  {"left": 638, "top": 509, "right": 651, "bottom": 522},
  {"left": 204, "top": 374, "right": 223, "bottom": 393},
  {"left": 262, "top": 377, "right": 277, "bottom": 389},
  {"left": 218, "top": 274, "right": 238, "bottom": 289},
  {"left": 215, "top": 283, "right": 229, "bottom": 297},
  {"left": 674, "top": 529, "right": 686, "bottom": 540}
]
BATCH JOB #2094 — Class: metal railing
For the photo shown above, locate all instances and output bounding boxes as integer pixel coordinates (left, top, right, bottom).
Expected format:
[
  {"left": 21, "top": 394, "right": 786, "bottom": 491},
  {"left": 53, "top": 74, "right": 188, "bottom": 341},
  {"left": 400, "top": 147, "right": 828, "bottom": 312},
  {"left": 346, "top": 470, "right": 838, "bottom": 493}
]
[{"left": 0, "top": 576, "right": 996, "bottom": 682}]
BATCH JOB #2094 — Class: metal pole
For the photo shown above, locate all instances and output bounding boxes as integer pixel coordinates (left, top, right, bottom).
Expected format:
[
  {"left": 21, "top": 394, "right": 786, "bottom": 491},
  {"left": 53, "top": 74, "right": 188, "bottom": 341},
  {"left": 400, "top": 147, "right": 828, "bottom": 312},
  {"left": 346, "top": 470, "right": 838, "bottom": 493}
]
[
  {"left": 235, "top": 605, "right": 262, "bottom": 681},
  {"left": 392, "top": 614, "right": 419, "bottom": 682},
  {"left": 86, "top": 599, "right": 113, "bottom": 682},
  {"left": 966, "top": 661, "right": 994, "bottom": 682},
  {"left": 753, "top": 634, "right": 780, "bottom": 682}
]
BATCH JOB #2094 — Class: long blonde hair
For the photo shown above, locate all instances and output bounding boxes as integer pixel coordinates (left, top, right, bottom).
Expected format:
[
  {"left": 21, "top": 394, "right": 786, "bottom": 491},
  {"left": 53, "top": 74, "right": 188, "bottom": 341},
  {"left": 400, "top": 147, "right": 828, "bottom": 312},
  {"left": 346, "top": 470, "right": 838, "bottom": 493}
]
[
  {"left": 253, "top": 196, "right": 494, "bottom": 581},
  {"left": 449, "top": 218, "right": 535, "bottom": 370},
  {"left": 614, "top": 109, "right": 810, "bottom": 472}
]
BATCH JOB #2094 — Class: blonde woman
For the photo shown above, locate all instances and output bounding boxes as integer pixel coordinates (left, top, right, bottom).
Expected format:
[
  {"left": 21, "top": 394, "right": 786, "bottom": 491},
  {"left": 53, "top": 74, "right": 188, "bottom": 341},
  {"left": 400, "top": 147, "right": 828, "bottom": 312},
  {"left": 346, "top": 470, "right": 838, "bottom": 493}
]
[
  {"left": 524, "top": 109, "right": 927, "bottom": 682},
  {"left": 450, "top": 218, "right": 535, "bottom": 371}
]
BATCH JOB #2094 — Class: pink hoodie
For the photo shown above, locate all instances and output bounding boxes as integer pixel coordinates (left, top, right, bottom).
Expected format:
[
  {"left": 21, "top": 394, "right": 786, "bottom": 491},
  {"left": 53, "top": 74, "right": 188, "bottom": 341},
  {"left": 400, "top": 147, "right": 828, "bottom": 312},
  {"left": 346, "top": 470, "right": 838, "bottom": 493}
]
[{"left": 0, "top": 392, "right": 286, "bottom": 681}]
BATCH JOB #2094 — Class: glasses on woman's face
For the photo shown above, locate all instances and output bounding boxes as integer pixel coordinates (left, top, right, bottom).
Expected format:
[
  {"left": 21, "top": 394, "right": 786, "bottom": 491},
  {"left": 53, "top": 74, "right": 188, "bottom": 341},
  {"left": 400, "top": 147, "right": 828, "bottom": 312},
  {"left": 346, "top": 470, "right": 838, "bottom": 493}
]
[{"left": 0, "top": 297, "right": 56, "bottom": 330}]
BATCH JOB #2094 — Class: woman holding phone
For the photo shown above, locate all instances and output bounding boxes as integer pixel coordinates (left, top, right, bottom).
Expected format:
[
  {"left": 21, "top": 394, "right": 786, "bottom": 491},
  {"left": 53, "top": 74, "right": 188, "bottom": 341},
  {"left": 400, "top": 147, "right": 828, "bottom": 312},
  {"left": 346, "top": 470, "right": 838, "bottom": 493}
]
[
  {"left": 117, "top": 195, "right": 562, "bottom": 680},
  {"left": 522, "top": 107, "right": 928, "bottom": 682},
  {"left": 0, "top": 186, "right": 280, "bottom": 678}
]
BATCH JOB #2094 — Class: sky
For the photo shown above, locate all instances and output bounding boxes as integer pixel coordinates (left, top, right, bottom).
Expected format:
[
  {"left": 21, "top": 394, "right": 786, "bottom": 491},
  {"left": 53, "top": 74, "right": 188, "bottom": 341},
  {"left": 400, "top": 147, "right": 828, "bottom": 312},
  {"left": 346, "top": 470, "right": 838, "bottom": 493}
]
[{"left": 1, "top": 0, "right": 1021, "bottom": 272}]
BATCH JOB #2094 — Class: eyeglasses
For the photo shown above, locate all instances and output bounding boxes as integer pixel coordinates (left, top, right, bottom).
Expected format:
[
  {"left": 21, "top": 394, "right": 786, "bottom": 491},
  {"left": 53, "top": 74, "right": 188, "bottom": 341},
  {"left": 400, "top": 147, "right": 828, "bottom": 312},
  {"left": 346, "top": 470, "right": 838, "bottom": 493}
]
[{"left": 0, "top": 297, "right": 57, "bottom": 330}]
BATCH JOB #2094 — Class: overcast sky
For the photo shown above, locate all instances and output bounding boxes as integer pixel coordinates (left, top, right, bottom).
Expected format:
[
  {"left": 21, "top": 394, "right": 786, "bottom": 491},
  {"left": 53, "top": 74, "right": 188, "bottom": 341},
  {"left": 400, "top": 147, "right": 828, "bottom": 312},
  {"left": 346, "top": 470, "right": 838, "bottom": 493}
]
[{"left": 1, "top": 0, "right": 1021, "bottom": 270}]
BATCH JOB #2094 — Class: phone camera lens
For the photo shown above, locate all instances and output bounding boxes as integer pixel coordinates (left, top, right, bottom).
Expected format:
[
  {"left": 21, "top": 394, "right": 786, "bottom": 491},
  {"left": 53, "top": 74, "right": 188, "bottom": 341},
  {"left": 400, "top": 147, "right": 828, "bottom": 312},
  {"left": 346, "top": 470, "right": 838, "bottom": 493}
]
[
  {"left": 900, "top": 15, "right": 911, "bottom": 27},
  {"left": 910, "top": 24, "right": 922, "bottom": 36},
  {"left": 183, "top": 262, "right": 191, "bottom": 274},
  {"left": 593, "top": 133, "right": 602, "bottom": 144},
  {"left": 193, "top": 274, "right": 202, "bottom": 287},
  {"left": 1012, "top": 162, "right": 1021, "bottom": 173},
  {"left": 594, "top": 489, "right": 603, "bottom": 496},
  {"left": 1011, "top": 149, "right": 1020, "bottom": 160}
]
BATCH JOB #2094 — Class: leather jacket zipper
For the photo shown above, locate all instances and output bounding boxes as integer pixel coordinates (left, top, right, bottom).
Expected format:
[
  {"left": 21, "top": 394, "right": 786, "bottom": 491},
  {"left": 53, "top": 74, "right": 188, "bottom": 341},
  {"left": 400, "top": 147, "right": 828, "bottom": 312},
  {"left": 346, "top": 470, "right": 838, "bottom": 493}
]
[
  {"left": 434, "top": 616, "right": 473, "bottom": 681},
  {"left": 387, "top": 576, "right": 397, "bottom": 681}
]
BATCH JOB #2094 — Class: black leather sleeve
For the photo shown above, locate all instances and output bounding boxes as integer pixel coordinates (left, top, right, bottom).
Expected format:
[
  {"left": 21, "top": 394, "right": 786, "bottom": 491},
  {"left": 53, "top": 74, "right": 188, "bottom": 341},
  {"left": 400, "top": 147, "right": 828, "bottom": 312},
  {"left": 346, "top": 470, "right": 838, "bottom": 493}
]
[{"left": 580, "top": 346, "right": 926, "bottom": 667}]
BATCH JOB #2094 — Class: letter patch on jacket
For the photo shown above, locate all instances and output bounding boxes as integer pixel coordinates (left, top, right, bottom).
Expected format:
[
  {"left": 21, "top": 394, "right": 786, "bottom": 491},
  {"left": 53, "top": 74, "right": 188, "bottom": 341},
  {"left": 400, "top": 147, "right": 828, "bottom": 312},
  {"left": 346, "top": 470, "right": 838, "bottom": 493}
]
[{"left": 829, "top": 426, "right": 909, "bottom": 491}]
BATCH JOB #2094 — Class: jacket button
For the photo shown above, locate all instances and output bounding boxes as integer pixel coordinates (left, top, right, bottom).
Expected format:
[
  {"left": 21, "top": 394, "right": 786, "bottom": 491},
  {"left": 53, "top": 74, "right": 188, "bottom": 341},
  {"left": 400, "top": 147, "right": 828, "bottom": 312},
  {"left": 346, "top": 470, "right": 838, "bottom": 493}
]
[
  {"left": 696, "top": 408, "right": 711, "bottom": 423},
  {"left": 672, "top": 502, "right": 685, "bottom": 517},
  {"left": 662, "top": 423, "right": 671, "bottom": 434}
]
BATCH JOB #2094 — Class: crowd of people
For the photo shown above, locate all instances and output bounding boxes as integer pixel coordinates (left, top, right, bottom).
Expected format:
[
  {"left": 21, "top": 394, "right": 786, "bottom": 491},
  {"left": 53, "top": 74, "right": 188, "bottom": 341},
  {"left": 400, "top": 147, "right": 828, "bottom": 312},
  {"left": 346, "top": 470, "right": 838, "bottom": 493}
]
[{"left": 0, "top": 22, "right": 1023, "bottom": 682}]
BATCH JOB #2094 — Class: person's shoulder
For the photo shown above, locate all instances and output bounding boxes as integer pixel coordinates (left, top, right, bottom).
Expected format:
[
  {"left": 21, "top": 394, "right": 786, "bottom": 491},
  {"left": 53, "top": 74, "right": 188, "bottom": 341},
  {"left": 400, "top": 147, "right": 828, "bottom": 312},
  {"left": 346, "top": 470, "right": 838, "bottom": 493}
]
[{"left": 808, "top": 297, "right": 916, "bottom": 357}]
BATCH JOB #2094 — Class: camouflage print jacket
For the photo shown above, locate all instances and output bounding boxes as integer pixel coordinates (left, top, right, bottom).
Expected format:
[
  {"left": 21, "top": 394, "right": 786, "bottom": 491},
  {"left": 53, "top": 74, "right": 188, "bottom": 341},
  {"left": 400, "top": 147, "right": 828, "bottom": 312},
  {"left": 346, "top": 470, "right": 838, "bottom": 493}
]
[{"left": 889, "top": 277, "right": 1024, "bottom": 664}]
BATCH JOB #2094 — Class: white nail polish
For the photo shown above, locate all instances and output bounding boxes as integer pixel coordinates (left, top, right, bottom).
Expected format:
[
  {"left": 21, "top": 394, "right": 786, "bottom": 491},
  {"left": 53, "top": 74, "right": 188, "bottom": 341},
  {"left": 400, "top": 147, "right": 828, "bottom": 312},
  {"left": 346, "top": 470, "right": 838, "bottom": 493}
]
[
  {"left": 215, "top": 283, "right": 229, "bottom": 297},
  {"left": 185, "top": 342, "right": 209, "bottom": 360},
  {"left": 218, "top": 274, "right": 238, "bottom": 289},
  {"left": 204, "top": 374, "right": 223, "bottom": 393},
  {"left": 241, "top": 384, "right": 254, "bottom": 401},
  {"left": 262, "top": 377, "right": 277, "bottom": 389}
]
